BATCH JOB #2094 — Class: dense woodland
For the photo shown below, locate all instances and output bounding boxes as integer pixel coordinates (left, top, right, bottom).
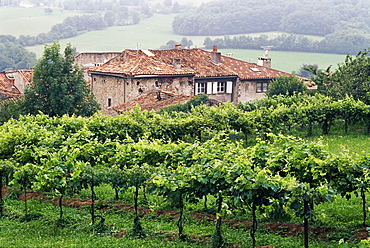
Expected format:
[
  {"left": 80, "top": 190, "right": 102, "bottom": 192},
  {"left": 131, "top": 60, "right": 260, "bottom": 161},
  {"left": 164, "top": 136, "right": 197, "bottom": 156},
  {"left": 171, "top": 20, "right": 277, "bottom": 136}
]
[
  {"left": 0, "top": 36, "right": 37, "bottom": 71},
  {"left": 2, "top": 0, "right": 370, "bottom": 69},
  {"left": 174, "top": 0, "right": 370, "bottom": 54}
]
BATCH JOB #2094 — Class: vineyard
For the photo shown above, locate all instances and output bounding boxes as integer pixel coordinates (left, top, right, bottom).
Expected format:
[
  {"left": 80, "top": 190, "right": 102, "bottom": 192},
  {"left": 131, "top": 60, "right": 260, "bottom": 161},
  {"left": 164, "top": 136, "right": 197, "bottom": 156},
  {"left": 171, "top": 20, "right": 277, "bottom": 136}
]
[{"left": 1, "top": 93, "right": 370, "bottom": 247}]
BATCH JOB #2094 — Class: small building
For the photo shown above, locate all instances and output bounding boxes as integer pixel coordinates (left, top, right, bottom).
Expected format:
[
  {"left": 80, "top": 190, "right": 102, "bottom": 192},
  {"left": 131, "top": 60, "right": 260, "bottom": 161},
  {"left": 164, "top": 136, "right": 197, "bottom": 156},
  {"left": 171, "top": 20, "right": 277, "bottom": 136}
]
[
  {"left": 19, "top": 1, "right": 33, "bottom": 8},
  {"left": 88, "top": 46, "right": 291, "bottom": 115}
]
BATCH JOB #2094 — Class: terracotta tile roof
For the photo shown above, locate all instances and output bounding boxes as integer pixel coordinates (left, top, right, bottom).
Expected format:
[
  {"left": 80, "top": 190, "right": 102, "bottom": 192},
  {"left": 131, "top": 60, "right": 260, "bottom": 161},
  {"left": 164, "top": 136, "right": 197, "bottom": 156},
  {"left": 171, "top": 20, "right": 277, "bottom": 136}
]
[
  {"left": 0, "top": 73, "right": 22, "bottom": 99},
  {"left": 220, "top": 55, "right": 290, "bottom": 80},
  {"left": 113, "top": 91, "right": 193, "bottom": 113},
  {"left": 88, "top": 48, "right": 291, "bottom": 80}
]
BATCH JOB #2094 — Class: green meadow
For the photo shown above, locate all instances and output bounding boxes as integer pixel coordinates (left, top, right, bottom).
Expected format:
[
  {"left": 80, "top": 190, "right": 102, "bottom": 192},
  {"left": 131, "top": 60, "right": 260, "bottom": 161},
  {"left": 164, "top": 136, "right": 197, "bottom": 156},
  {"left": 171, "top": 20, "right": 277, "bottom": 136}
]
[
  {"left": 0, "top": 7, "right": 81, "bottom": 37},
  {"left": 2, "top": 8, "right": 347, "bottom": 72}
]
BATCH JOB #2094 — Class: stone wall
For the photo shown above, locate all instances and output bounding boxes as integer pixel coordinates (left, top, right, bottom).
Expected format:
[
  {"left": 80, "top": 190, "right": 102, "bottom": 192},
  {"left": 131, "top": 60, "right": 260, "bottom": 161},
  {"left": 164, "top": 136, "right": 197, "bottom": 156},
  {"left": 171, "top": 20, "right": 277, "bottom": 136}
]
[
  {"left": 237, "top": 80, "right": 268, "bottom": 103},
  {"left": 75, "top": 52, "right": 121, "bottom": 67},
  {"left": 91, "top": 74, "right": 195, "bottom": 115}
]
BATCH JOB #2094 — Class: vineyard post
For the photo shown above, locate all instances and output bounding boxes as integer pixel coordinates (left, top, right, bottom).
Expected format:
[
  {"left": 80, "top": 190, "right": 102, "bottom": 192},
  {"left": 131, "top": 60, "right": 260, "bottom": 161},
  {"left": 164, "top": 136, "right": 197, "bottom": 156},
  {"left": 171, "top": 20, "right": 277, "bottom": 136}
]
[
  {"left": 303, "top": 194, "right": 309, "bottom": 248},
  {"left": 0, "top": 171, "right": 3, "bottom": 216}
]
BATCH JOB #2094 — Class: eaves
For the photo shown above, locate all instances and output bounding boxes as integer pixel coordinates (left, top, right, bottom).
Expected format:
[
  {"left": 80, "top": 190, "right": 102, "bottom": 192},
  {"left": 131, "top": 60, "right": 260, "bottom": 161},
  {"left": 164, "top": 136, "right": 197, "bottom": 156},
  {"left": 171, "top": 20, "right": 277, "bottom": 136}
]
[
  {"left": 240, "top": 77, "right": 275, "bottom": 81},
  {"left": 89, "top": 71, "right": 195, "bottom": 79},
  {"left": 195, "top": 76, "right": 238, "bottom": 80}
]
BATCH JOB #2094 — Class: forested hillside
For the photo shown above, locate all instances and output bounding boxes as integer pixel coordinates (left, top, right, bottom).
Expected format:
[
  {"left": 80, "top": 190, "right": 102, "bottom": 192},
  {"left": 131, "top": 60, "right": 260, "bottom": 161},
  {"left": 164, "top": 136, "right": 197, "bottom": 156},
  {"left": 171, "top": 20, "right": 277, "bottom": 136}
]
[{"left": 173, "top": 0, "right": 370, "bottom": 54}]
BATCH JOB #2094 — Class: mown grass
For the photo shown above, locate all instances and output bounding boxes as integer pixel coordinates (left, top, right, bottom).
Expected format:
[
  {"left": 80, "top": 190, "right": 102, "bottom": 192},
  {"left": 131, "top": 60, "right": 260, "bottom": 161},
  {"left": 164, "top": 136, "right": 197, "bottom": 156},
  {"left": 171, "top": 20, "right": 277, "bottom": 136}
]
[{"left": 0, "top": 7, "right": 81, "bottom": 37}]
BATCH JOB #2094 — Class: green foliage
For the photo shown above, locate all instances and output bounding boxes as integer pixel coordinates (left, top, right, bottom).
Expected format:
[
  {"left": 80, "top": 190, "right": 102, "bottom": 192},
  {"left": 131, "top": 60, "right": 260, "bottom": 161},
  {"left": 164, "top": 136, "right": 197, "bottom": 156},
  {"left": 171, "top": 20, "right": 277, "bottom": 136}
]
[
  {"left": 330, "top": 50, "right": 370, "bottom": 104},
  {"left": 23, "top": 42, "right": 100, "bottom": 117},
  {"left": 0, "top": 38, "right": 37, "bottom": 71},
  {"left": 2, "top": 94, "right": 370, "bottom": 246},
  {"left": 266, "top": 75, "right": 307, "bottom": 97},
  {"left": 158, "top": 94, "right": 209, "bottom": 114},
  {"left": 0, "top": 98, "right": 25, "bottom": 124},
  {"left": 175, "top": 0, "right": 370, "bottom": 54}
]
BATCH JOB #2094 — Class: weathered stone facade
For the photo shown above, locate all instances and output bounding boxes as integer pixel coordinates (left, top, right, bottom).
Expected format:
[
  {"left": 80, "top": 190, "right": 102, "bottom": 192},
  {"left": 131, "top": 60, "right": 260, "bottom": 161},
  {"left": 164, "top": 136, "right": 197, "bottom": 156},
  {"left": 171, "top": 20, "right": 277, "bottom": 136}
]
[
  {"left": 87, "top": 47, "right": 291, "bottom": 115},
  {"left": 237, "top": 80, "right": 269, "bottom": 103},
  {"left": 91, "top": 74, "right": 195, "bottom": 115}
]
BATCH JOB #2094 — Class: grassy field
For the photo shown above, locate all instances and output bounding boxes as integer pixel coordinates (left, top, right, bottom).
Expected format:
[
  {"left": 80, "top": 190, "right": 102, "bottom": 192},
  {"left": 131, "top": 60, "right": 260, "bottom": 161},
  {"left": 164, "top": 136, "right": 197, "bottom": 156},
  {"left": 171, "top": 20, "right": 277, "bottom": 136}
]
[
  {"left": 1, "top": 180, "right": 367, "bottom": 248},
  {"left": 0, "top": 7, "right": 81, "bottom": 37},
  {"left": 22, "top": 12, "right": 346, "bottom": 73}
]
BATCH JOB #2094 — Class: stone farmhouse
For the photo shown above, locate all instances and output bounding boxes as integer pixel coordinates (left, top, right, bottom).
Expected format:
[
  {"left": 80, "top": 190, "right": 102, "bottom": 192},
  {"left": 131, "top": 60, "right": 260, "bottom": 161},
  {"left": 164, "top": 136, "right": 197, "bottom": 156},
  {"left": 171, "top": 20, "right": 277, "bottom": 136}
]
[{"left": 88, "top": 46, "right": 291, "bottom": 115}]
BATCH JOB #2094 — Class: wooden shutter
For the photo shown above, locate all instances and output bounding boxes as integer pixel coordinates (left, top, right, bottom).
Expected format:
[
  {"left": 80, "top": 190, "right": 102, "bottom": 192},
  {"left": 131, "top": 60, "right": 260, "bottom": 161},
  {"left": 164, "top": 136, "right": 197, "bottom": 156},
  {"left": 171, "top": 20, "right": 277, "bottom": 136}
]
[
  {"left": 207, "top": 82, "right": 213, "bottom": 94},
  {"left": 226, "top": 81, "right": 233, "bottom": 94},
  {"left": 213, "top": 82, "right": 218, "bottom": 94}
]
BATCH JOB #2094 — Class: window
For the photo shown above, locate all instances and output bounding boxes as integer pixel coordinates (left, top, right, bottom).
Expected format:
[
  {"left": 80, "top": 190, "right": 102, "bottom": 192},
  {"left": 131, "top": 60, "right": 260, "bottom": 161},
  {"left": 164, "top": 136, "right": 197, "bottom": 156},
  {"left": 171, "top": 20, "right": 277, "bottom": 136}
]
[
  {"left": 107, "top": 98, "right": 112, "bottom": 107},
  {"left": 197, "top": 82, "right": 206, "bottom": 94},
  {"left": 256, "top": 82, "right": 269, "bottom": 93},
  {"left": 217, "top": 81, "right": 226, "bottom": 93}
]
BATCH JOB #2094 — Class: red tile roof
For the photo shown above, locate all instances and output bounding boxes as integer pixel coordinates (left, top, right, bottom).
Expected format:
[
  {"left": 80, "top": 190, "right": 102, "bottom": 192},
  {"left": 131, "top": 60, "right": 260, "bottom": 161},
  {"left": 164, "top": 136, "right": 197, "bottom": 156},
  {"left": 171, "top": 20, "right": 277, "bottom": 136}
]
[
  {"left": 0, "top": 73, "right": 22, "bottom": 99},
  {"left": 88, "top": 48, "right": 289, "bottom": 79},
  {"left": 113, "top": 91, "right": 193, "bottom": 113},
  {"left": 221, "top": 55, "right": 289, "bottom": 80}
]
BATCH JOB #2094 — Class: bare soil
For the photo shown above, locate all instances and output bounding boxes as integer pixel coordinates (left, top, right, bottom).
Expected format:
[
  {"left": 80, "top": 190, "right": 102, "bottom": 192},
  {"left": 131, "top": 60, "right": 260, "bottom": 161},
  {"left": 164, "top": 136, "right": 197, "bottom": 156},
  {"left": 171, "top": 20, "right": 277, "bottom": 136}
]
[{"left": 2, "top": 186, "right": 368, "bottom": 246}]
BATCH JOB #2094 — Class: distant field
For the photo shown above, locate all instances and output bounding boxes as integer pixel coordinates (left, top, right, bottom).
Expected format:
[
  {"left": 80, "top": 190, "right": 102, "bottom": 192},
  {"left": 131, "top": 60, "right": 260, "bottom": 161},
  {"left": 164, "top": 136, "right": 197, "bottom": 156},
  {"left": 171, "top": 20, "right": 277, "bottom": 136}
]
[
  {"left": 0, "top": 8, "right": 345, "bottom": 73},
  {"left": 219, "top": 49, "right": 346, "bottom": 73},
  {"left": 151, "top": 0, "right": 213, "bottom": 6},
  {"left": 0, "top": 7, "right": 81, "bottom": 37}
]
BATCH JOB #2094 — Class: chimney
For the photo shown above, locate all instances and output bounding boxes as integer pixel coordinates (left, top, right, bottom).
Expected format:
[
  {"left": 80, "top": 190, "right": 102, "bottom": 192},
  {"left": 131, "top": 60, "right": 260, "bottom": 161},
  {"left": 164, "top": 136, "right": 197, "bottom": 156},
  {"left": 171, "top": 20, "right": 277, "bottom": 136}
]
[
  {"left": 172, "top": 57, "right": 181, "bottom": 70},
  {"left": 211, "top": 46, "right": 221, "bottom": 64},
  {"left": 257, "top": 57, "right": 271, "bottom": 68},
  {"left": 258, "top": 46, "right": 273, "bottom": 68},
  {"left": 7, "top": 76, "right": 15, "bottom": 91},
  {"left": 175, "top": 44, "right": 181, "bottom": 49}
]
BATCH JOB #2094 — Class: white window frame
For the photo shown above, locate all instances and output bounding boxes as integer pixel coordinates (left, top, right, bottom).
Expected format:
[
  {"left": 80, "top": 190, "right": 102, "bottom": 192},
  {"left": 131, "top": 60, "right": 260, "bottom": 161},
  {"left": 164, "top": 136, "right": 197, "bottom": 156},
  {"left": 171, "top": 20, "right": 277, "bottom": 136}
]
[
  {"left": 196, "top": 82, "right": 206, "bottom": 95},
  {"left": 217, "top": 82, "right": 226, "bottom": 93}
]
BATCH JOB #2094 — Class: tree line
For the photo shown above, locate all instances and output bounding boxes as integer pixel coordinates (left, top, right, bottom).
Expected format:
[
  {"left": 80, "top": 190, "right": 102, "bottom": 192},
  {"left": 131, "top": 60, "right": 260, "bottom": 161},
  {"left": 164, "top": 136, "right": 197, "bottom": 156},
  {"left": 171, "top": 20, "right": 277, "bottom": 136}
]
[
  {"left": 0, "top": 36, "right": 37, "bottom": 71},
  {"left": 173, "top": 0, "right": 370, "bottom": 55},
  {"left": 203, "top": 33, "right": 370, "bottom": 55}
]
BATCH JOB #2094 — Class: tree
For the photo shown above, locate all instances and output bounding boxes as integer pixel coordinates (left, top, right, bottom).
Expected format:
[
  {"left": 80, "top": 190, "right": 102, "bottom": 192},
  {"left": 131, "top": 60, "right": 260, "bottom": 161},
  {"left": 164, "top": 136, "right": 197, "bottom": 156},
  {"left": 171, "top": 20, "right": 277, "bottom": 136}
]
[
  {"left": 0, "top": 98, "right": 25, "bottom": 124},
  {"left": 0, "top": 40, "right": 37, "bottom": 71},
  {"left": 44, "top": 8, "right": 53, "bottom": 15},
  {"left": 23, "top": 42, "right": 100, "bottom": 117},
  {"left": 329, "top": 49, "right": 370, "bottom": 104},
  {"left": 266, "top": 75, "right": 307, "bottom": 97},
  {"left": 172, "top": 1, "right": 180, "bottom": 13}
]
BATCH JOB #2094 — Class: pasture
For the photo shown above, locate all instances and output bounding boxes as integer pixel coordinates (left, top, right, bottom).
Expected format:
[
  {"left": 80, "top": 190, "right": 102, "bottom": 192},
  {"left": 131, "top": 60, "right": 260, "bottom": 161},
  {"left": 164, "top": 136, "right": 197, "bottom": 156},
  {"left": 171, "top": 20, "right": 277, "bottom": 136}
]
[
  {"left": 2, "top": 7, "right": 347, "bottom": 72},
  {"left": 24, "top": 13, "right": 346, "bottom": 73},
  {"left": 0, "top": 7, "right": 80, "bottom": 37}
]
